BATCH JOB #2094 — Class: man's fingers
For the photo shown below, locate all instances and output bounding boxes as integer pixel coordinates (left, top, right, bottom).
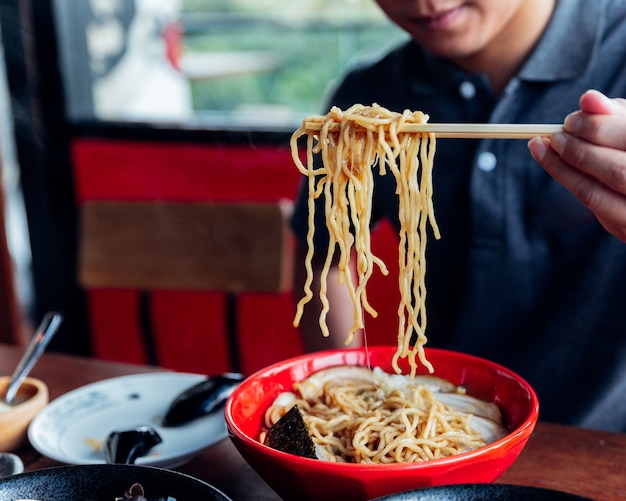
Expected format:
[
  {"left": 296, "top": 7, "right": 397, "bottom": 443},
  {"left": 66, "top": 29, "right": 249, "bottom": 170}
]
[
  {"left": 578, "top": 89, "right": 626, "bottom": 116},
  {"left": 563, "top": 113, "right": 626, "bottom": 150},
  {"left": 549, "top": 133, "right": 626, "bottom": 194},
  {"left": 529, "top": 136, "right": 626, "bottom": 233}
]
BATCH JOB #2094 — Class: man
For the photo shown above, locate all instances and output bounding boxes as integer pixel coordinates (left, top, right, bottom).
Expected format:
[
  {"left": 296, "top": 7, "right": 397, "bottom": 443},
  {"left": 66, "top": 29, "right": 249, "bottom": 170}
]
[{"left": 290, "top": 0, "right": 626, "bottom": 432}]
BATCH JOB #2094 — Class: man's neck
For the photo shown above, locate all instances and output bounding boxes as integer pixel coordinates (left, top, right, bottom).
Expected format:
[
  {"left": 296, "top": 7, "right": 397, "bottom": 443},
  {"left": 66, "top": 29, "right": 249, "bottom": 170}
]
[{"left": 452, "top": 0, "right": 556, "bottom": 95}]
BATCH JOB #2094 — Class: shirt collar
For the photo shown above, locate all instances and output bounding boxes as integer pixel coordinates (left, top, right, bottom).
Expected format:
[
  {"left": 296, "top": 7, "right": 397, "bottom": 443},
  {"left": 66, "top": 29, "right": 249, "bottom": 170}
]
[{"left": 518, "top": 0, "right": 603, "bottom": 82}]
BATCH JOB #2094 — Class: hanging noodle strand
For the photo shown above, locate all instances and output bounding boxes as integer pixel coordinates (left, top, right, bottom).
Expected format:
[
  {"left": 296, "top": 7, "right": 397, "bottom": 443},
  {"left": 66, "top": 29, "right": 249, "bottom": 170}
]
[{"left": 290, "top": 104, "right": 440, "bottom": 376}]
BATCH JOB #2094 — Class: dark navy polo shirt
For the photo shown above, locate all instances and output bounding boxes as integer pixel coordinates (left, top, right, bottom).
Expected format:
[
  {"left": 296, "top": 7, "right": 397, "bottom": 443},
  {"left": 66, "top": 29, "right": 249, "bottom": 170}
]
[{"left": 291, "top": 0, "right": 626, "bottom": 432}]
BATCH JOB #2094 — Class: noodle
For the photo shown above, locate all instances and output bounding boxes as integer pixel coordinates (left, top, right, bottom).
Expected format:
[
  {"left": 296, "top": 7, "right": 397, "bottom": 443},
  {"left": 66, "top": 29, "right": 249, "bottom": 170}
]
[
  {"left": 291, "top": 104, "right": 440, "bottom": 375},
  {"left": 261, "top": 367, "right": 494, "bottom": 464}
]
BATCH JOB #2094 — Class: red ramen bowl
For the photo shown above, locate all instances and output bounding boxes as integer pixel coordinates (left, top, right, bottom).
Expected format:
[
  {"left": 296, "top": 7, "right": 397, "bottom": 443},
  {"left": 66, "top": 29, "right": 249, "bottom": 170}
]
[{"left": 224, "top": 346, "right": 539, "bottom": 501}]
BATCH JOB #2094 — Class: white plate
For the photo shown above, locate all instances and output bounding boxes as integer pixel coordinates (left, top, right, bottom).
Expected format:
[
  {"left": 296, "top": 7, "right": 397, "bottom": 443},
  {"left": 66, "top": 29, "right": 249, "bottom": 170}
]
[{"left": 28, "top": 372, "right": 228, "bottom": 468}]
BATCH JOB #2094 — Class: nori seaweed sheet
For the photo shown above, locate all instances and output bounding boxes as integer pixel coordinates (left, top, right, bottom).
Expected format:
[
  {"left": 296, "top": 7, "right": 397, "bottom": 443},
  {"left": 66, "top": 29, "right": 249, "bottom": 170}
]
[{"left": 264, "top": 405, "right": 317, "bottom": 459}]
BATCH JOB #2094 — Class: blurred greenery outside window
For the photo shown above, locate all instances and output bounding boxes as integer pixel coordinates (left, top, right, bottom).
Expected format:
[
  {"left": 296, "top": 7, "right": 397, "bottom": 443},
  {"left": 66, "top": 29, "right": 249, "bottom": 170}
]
[
  {"left": 181, "top": 0, "right": 406, "bottom": 128},
  {"left": 54, "top": 0, "right": 407, "bottom": 129}
]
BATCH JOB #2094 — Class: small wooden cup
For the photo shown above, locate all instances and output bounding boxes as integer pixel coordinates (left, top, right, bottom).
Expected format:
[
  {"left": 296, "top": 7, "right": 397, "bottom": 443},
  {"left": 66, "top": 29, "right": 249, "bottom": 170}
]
[{"left": 0, "top": 376, "right": 49, "bottom": 451}]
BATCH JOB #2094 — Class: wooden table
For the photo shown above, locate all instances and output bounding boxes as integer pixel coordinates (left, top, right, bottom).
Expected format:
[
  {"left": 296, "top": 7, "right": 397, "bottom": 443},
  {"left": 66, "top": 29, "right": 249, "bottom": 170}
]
[{"left": 2, "top": 344, "right": 625, "bottom": 500}]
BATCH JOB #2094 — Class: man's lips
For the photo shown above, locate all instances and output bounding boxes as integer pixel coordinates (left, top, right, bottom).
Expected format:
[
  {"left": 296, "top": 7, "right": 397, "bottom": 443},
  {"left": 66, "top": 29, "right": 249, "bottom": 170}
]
[{"left": 413, "top": 5, "right": 464, "bottom": 31}]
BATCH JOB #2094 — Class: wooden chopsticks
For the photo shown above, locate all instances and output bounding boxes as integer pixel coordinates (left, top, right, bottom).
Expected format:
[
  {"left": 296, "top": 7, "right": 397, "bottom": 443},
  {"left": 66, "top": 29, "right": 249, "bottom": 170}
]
[{"left": 303, "top": 122, "right": 563, "bottom": 139}]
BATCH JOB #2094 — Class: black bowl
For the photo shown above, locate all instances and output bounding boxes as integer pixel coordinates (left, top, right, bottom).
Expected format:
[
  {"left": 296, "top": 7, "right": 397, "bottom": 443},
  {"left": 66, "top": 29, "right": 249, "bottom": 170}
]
[
  {"left": 372, "top": 484, "right": 593, "bottom": 500},
  {"left": 0, "top": 464, "right": 230, "bottom": 501}
]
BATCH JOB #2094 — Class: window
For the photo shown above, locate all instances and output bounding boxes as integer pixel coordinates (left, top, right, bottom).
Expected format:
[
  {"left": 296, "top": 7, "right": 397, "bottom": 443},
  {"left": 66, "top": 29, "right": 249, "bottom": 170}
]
[{"left": 54, "top": 0, "right": 406, "bottom": 129}]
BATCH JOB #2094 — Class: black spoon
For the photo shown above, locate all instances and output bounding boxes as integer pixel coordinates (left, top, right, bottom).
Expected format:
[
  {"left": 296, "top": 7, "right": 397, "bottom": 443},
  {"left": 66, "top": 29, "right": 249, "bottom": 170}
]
[
  {"left": 162, "top": 372, "right": 245, "bottom": 427},
  {"left": 104, "top": 425, "right": 162, "bottom": 464}
]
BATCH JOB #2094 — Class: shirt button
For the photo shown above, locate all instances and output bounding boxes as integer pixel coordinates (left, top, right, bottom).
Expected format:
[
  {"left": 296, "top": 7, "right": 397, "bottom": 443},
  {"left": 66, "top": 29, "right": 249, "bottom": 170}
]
[
  {"left": 459, "top": 81, "right": 476, "bottom": 100},
  {"left": 477, "top": 152, "right": 497, "bottom": 172}
]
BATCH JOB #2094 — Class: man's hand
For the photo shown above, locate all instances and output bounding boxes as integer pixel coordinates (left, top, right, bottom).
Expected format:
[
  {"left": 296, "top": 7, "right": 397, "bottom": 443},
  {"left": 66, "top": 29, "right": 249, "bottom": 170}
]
[{"left": 529, "top": 89, "right": 626, "bottom": 242}]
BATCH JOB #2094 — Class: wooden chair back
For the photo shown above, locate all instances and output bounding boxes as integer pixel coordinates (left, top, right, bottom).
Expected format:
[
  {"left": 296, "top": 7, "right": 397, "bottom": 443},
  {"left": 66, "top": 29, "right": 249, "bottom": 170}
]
[
  {"left": 78, "top": 200, "right": 293, "bottom": 293},
  {"left": 76, "top": 199, "right": 294, "bottom": 372}
]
